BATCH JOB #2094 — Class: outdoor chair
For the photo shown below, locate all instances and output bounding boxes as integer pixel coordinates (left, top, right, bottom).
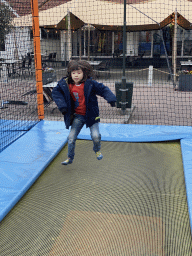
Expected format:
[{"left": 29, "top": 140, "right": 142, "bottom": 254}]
[
  {"left": 19, "top": 56, "right": 33, "bottom": 77},
  {"left": 42, "top": 53, "right": 52, "bottom": 66},
  {"left": 128, "top": 51, "right": 146, "bottom": 67},
  {"left": 51, "top": 53, "right": 57, "bottom": 67},
  {"left": 48, "top": 53, "right": 53, "bottom": 61},
  {"left": 52, "top": 53, "right": 56, "bottom": 61},
  {"left": 43, "top": 53, "right": 57, "bottom": 67}
]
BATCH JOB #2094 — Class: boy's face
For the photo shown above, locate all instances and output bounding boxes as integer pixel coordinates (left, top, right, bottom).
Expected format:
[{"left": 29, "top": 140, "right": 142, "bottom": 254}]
[{"left": 71, "top": 68, "right": 83, "bottom": 85}]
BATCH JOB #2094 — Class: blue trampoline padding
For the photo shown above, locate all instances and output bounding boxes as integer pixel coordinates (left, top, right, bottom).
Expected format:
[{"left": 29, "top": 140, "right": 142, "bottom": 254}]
[
  {"left": 78, "top": 123, "right": 192, "bottom": 142},
  {"left": 0, "top": 131, "right": 26, "bottom": 152},
  {"left": 0, "top": 121, "right": 69, "bottom": 221},
  {"left": 180, "top": 139, "right": 192, "bottom": 230},
  {"left": 1, "top": 120, "right": 192, "bottom": 230}
]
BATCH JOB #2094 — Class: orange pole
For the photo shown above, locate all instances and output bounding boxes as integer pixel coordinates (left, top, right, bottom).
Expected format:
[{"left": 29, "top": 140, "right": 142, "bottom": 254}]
[{"left": 31, "top": 0, "right": 44, "bottom": 119}]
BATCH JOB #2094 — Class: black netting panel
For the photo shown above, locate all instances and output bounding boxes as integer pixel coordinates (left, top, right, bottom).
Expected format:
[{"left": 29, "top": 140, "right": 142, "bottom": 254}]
[
  {"left": 3, "top": 0, "right": 191, "bottom": 128},
  {"left": 0, "top": 2, "right": 39, "bottom": 152}
]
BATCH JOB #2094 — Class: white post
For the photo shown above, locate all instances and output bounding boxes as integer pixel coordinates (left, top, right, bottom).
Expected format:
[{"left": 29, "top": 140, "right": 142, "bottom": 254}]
[
  {"left": 67, "top": 11, "right": 72, "bottom": 61},
  {"left": 173, "top": 9, "right": 177, "bottom": 85},
  {"left": 84, "top": 29, "right": 86, "bottom": 56},
  {"left": 79, "top": 29, "right": 82, "bottom": 60},
  {"left": 181, "top": 29, "right": 184, "bottom": 57},
  {"left": 1, "top": 64, "right": 8, "bottom": 83},
  {"left": 112, "top": 32, "right": 114, "bottom": 56},
  {"left": 60, "top": 30, "right": 65, "bottom": 61},
  {"left": 148, "top": 65, "right": 153, "bottom": 86},
  {"left": 126, "top": 32, "right": 134, "bottom": 56},
  {"left": 88, "top": 24, "right": 90, "bottom": 61}
]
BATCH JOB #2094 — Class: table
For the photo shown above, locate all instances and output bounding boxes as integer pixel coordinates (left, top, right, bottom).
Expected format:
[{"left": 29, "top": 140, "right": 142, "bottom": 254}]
[
  {"left": 180, "top": 60, "right": 192, "bottom": 71},
  {"left": 43, "top": 82, "right": 57, "bottom": 88},
  {"left": 43, "top": 82, "right": 57, "bottom": 106},
  {"left": 87, "top": 61, "right": 102, "bottom": 67},
  {"left": 31, "top": 53, "right": 49, "bottom": 61},
  {"left": 22, "top": 82, "right": 57, "bottom": 106},
  {"left": 41, "top": 53, "right": 49, "bottom": 61},
  {"left": 1, "top": 59, "right": 22, "bottom": 77}
]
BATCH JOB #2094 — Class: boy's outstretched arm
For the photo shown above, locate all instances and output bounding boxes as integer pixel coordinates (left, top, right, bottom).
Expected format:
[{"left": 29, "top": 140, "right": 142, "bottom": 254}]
[{"left": 92, "top": 80, "right": 117, "bottom": 105}]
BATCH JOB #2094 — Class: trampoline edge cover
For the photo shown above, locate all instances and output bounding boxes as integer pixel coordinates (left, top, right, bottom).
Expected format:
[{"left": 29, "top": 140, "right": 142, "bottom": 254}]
[{"left": 1, "top": 120, "right": 192, "bottom": 230}]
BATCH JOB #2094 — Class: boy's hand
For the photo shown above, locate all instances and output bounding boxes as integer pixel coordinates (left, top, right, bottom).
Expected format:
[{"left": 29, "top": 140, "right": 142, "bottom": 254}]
[
  {"left": 110, "top": 101, "right": 116, "bottom": 107},
  {"left": 61, "top": 108, "right": 67, "bottom": 115}
]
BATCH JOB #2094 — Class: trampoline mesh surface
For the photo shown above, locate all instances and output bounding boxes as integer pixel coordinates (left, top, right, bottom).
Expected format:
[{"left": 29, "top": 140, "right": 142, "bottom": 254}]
[{"left": 1, "top": 141, "right": 192, "bottom": 255}]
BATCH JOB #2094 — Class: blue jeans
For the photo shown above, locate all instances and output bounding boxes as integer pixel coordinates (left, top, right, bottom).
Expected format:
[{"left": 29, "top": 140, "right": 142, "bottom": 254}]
[{"left": 67, "top": 114, "right": 101, "bottom": 160}]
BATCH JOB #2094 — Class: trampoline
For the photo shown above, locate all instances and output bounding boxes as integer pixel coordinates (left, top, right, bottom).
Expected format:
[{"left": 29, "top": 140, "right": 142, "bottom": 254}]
[{"left": 1, "top": 121, "right": 192, "bottom": 255}]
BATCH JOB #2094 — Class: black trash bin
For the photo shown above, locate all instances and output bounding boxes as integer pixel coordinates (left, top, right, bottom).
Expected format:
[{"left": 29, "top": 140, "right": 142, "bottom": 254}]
[
  {"left": 115, "top": 82, "right": 133, "bottom": 109},
  {"left": 179, "top": 74, "right": 192, "bottom": 91}
]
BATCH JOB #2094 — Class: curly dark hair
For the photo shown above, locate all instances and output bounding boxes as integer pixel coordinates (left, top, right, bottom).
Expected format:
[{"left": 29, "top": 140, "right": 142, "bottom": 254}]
[{"left": 67, "top": 60, "right": 93, "bottom": 84}]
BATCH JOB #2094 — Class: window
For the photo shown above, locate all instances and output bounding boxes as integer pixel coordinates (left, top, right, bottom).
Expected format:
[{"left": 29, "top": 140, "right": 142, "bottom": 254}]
[
  {"left": 30, "top": 28, "right": 33, "bottom": 40},
  {"left": 138, "top": 31, "right": 152, "bottom": 56},
  {"left": 183, "top": 30, "right": 192, "bottom": 56},
  {"left": 114, "top": 31, "right": 123, "bottom": 57},
  {"left": 0, "top": 40, "right": 5, "bottom": 51},
  {"left": 41, "top": 28, "right": 60, "bottom": 40},
  {"left": 78, "top": 29, "right": 112, "bottom": 57},
  {"left": 0, "top": 30, "right": 5, "bottom": 51}
]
